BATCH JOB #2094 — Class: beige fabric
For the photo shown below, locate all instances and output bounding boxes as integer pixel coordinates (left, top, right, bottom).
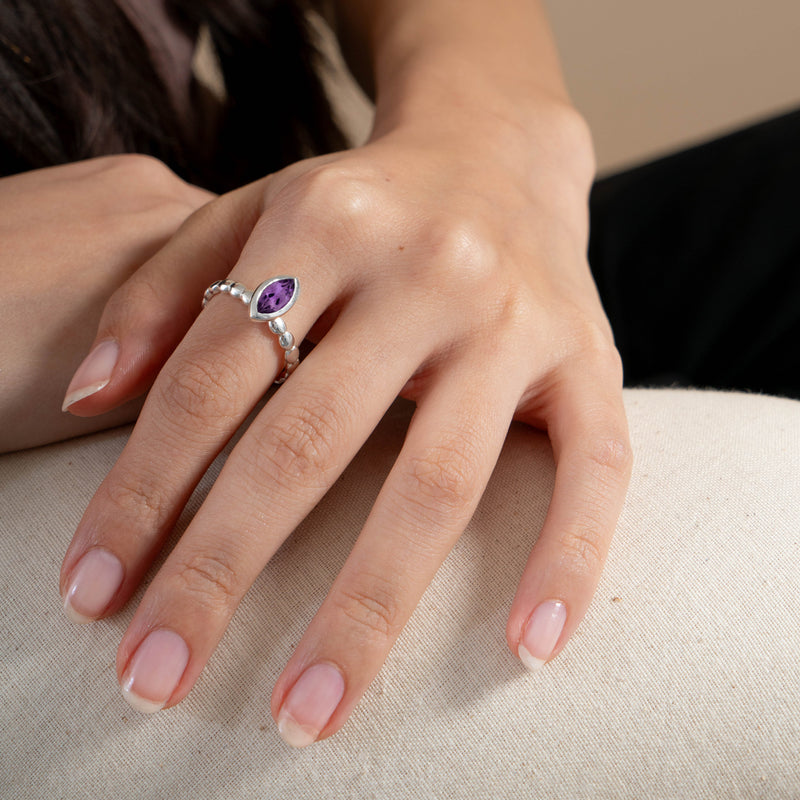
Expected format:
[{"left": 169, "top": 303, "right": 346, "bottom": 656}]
[{"left": 1, "top": 389, "right": 799, "bottom": 798}]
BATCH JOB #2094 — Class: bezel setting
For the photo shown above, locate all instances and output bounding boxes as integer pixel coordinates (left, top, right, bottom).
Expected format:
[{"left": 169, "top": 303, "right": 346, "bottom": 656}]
[{"left": 249, "top": 276, "right": 300, "bottom": 321}]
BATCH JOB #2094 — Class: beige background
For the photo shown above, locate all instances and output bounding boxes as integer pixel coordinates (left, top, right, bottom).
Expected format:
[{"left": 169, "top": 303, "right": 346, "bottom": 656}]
[
  {"left": 328, "top": 0, "right": 800, "bottom": 171},
  {"left": 546, "top": 0, "right": 800, "bottom": 170}
]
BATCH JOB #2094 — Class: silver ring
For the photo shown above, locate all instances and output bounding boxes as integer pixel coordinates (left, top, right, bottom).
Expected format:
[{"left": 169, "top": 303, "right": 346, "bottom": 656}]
[{"left": 202, "top": 276, "right": 301, "bottom": 385}]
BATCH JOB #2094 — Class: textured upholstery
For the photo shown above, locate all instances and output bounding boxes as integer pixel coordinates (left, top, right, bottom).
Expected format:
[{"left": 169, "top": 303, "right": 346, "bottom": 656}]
[{"left": 2, "top": 389, "right": 798, "bottom": 798}]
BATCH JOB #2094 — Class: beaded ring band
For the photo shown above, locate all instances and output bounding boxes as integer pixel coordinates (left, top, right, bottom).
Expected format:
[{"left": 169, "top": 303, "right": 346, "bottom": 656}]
[{"left": 202, "top": 277, "right": 301, "bottom": 385}]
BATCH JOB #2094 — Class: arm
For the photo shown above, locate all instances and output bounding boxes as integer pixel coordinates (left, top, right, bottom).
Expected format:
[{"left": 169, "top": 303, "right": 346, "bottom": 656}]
[
  {"left": 322, "top": 0, "right": 594, "bottom": 192},
  {"left": 329, "top": 0, "right": 572, "bottom": 110}
]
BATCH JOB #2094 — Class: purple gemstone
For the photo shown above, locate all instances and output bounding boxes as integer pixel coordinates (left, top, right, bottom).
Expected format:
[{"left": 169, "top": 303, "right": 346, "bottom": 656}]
[{"left": 256, "top": 279, "right": 295, "bottom": 315}]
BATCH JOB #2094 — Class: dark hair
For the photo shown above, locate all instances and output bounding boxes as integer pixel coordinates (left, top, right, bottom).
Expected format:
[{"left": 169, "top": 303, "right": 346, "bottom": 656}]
[{"left": 0, "top": 0, "right": 345, "bottom": 191}]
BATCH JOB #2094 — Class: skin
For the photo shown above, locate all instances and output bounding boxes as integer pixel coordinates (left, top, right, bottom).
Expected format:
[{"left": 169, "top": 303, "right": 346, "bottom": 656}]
[
  {"left": 0, "top": 156, "right": 213, "bottom": 452},
  {"left": 53, "top": 0, "right": 633, "bottom": 744}
]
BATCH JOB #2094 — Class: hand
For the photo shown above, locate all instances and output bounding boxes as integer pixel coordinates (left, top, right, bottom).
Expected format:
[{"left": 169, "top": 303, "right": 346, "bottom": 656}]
[
  {"left": 0, "top": 156, "right": 215, "bottom": 452},
  {"left": 59, "top": 102, "right": 632, "bottom": 746}
]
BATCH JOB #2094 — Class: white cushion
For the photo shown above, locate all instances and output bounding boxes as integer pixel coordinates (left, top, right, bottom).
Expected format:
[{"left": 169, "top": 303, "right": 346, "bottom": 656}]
[{"left": 1, "top": 388, "right": 798, "bottom": 798}]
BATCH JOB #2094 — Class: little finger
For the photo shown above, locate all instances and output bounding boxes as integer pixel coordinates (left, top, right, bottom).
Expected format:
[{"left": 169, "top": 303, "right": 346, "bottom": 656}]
[{"left": 507, "top": 357, "right": 632, "bottom": 670}]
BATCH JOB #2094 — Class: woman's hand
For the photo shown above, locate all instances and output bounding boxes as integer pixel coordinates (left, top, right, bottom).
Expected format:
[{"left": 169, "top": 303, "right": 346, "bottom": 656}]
[
  {"left": 0, "top": 156, "right": 214, "bottom": 452},
  {"left": 58, "top": 96, "right": 632, "bottom": 745}
]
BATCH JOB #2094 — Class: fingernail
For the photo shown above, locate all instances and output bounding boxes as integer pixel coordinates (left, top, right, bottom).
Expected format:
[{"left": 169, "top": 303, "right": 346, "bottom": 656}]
[
  {"left": 121, "top": 629, "right": 190, "bottom": 714},
  {"left": 63, "top": 548, "right": 124, "bottom": 623},
  {"left": 518, "top": 600, "right": 567, "bottom": 671},
  {"left": 62, "top": 339, "right": 119, "bottom": 411},
  {"left": 277, "top": 663, "right": 345, "bottom": 748}
]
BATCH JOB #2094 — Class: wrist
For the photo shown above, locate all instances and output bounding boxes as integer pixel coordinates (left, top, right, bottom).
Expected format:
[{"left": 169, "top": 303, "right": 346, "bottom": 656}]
[{"left": 370, "top": 51, "right": 596, "bottom": 193}]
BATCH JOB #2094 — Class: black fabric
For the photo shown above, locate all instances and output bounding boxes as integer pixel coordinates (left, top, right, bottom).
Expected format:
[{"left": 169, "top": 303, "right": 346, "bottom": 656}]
[{"left": 589, "top": 108, "right": 800, "bottom": 399}]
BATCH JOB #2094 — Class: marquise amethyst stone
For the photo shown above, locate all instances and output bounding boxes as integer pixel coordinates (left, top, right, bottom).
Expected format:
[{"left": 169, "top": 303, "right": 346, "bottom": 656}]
[{"left": 256, "top": 279, "right": 295, "bottom": 315}]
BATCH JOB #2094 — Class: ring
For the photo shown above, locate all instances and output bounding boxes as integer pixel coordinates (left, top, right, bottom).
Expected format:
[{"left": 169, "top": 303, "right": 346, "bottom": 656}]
[{"left": 202, "top": 276, "right": 301, "bottom": 385}]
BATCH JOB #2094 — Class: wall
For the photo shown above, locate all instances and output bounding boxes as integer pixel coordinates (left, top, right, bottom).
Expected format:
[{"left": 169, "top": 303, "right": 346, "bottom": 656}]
[{"left": 324, "top": 1, "right": 800, "bottom": 172}]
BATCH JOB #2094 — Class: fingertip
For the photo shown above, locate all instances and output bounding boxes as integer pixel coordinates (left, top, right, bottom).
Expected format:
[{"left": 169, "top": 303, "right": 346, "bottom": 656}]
[
  {"left": 61, "top": 548, "right": 125, "bottom": 623},
  {"left": 516, "top": 599, "right": 568, "bottom": 671},
  {"left": 62, "top": 380, "right": 111, "bottom": 413},
  {"left": 62, "top": 331, "right": 166, "bottom": 416},
  {"left": 118, "top": 629, "right": 191, "bottom": 715},
  {"left": 517, "top": 644, "right": 547, "bottom": 672},
  {"left": 274, "top": 663, "right": 346, "bottom": 748},
  {"left": 62, "top": 339, "right": 119, "bottom": 414}
]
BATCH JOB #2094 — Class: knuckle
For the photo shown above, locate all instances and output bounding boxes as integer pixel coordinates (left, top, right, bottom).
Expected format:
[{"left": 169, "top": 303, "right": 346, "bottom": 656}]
[
  {"left": 547, "top": 103, "right": 597, "bottom": 181},
  {"left": 592, "top": 335, "right": 625, "bottom": 387},
  {"left": 494, "top": 282, "right": 537, "bottom": 335},
  {"left": 583, "top": 435, "right": 633, "bottom": 479},
  {"left": 573, "top": 316, "right": 617, "bottom": 360},
  {"left": 103, "top": 153, "right": 173, "bottom": 183},
  {"left": 248, "top": 397, "right": 342, "bottom": 489},
  {"left": 421, "top": 215, "right": 496, "bottom": 283},
  {"left": 171, "top": 551, "right": 240, "bottom": 612},
  {"left": 399, "top": 435, "right": 481, "bottom": 525},
  {"left": 158, "top": 356, "right": 242, "bottom": 425},
  {"left": 103, "top": 472, "right": 168, "bottom": 526},
  {"left": 558, "top": 521, "right": 607, "bottom": 577},
  {"left": 88, "top": 155, "right": 202, "bottom": 225},
  {"left": 563, "top": 316, "right": 626, "bottom": 384},
  {"left": 298, "top": 164, "right": 381, "bottom": 223},
  {"left": 605, "top": 344, "right": 625, "bottom": 386},
  {"left": 333, "top": 580, "right": 403, "bottom": 641}
]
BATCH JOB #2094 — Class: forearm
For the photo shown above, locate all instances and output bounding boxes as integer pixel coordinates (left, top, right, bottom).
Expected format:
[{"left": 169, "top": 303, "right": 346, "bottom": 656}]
[{"left": 329, "top": 0, "right": 575, "bottom": 138}]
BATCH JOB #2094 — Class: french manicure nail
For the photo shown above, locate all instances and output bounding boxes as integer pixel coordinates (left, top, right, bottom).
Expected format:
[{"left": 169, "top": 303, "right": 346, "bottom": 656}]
[
  {"left": 121, "top": 629, "right": 190, "bottom": 714},
  {"left": 277, "top": 663, "right": 345, "bottom": 748},
  {"left": 518, "top": 600, "right": 567, "bottom": 671},
  {"left": 62, "top": 339, "right": 119, "bottom": 411},
  {"left": 63, "top": 548, "right": 124, "bottom": 623}
]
